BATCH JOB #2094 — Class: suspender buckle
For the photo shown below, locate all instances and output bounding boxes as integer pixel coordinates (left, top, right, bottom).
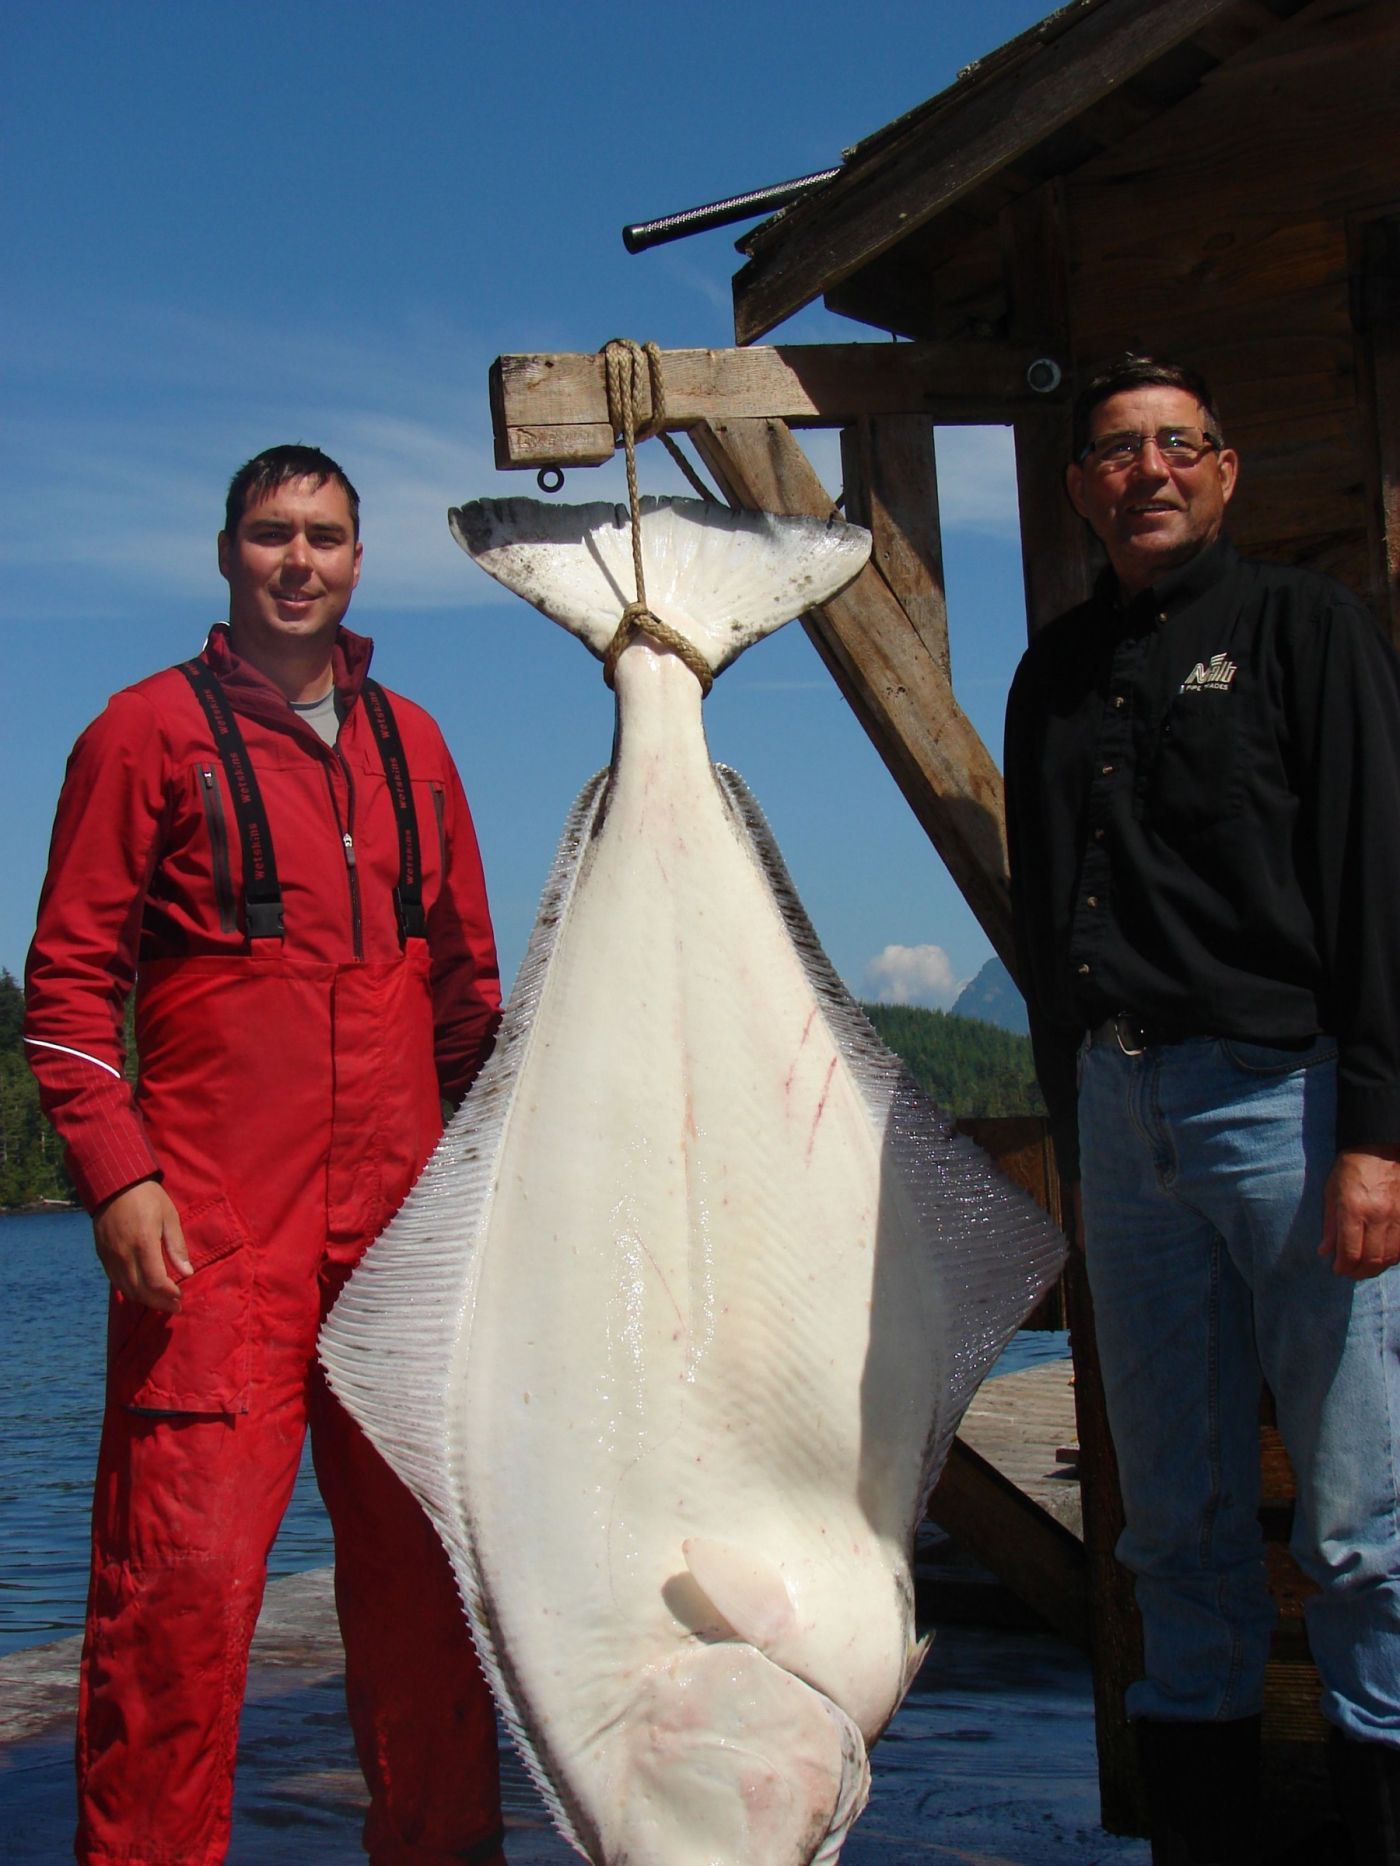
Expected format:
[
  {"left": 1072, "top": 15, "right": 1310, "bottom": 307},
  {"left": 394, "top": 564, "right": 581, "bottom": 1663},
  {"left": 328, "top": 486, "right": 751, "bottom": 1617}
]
[
  {"left": 245, "top": 900, "right": 286, "bottom": 940},
  {"left": 394, "top": 888, "right": 427, "bottom": 942}
]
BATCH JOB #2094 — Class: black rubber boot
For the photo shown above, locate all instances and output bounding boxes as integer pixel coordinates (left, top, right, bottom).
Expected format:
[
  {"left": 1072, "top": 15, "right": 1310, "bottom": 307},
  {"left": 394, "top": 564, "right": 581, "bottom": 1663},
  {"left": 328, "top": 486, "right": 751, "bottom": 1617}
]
[
  {"left": 1328, "top": 1730, "right": 1400, "bottom": 1866},
  {"left": 1137, "top": 1716, "right": 1263, "bottom": 1865}
]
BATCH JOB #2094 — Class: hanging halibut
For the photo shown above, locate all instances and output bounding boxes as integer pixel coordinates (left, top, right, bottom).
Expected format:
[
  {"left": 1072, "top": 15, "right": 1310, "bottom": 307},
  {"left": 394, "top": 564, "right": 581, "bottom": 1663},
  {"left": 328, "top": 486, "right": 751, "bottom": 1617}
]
[{"left": 320, "top": 496, "right": 1065, "bottom": 1865}]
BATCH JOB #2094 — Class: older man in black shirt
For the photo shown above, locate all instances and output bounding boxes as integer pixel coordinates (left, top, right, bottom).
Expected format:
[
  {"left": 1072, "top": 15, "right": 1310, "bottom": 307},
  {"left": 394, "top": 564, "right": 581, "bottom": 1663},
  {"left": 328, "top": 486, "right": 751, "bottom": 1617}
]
[{"left": 1005, "top": 355, "right": 1400, "bottom": 1865}]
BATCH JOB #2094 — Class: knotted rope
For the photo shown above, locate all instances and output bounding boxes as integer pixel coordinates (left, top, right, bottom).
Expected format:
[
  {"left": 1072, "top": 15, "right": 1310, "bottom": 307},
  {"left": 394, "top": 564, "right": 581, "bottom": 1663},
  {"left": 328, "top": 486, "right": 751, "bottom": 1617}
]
[{"left": 599, "top": 338, "right": 714, "bottom": 695}]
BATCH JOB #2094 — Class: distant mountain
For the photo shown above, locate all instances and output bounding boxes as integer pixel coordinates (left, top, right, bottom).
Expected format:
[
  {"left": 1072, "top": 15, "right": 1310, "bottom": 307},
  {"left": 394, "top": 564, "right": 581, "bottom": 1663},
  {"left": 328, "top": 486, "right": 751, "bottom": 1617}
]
[{"left": 951, "top": 958, "right": 1028, "bottom": 1036}]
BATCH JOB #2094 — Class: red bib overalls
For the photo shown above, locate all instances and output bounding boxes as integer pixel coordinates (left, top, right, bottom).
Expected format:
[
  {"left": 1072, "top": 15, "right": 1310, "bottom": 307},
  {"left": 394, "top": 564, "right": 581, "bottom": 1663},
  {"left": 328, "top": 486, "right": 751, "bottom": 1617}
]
[{"left": 26, "top": 627, "right": 504, "bottom": 1865}]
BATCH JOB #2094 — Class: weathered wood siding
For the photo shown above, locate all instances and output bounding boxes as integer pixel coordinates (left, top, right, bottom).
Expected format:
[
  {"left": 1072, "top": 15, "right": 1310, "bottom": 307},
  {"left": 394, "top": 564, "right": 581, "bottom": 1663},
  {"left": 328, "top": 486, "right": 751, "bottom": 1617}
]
[{"left": 1060, "top": 0, "right": 1400, "bottom": 611}]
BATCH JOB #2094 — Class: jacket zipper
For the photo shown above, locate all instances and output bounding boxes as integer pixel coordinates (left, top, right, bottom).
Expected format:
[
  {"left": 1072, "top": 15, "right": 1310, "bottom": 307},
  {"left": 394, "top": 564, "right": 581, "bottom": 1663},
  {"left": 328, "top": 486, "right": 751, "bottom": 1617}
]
[
  {"left": 329, "top": 748, "right": 364, "bottom": 960},
  {"left": 198, "top": 766, "right": 238, "bottom": 934}
]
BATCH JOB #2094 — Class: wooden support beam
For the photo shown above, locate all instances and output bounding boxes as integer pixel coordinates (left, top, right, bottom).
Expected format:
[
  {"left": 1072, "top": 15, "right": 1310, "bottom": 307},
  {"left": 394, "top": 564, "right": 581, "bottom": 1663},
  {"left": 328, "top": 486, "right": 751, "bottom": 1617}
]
[
  {"left": 1002, "top": 183, "right": 1097, "bottom": 637},
  {"left": 1062, "top": 1253, "right": 1149, "bottom": 1837},
  {"left": 688, "top": 415, "right": 1015, "bottom": 968},
  {"left": 928, "top": 1436, "right": 1089, "bottom": 1650},
  {"left": 839, "top": 415, "right": 950, "bottom": 682},
  {"left": 731, "top": 0, "right": 1241, "bottom": 343},
  {"left": 489, "top": 340, "right": 1064, "bottom": 470}
]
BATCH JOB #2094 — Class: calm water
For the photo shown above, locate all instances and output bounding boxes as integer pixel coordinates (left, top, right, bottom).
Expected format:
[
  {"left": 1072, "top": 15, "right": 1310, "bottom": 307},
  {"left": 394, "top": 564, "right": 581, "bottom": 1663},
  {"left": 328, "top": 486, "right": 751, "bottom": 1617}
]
[
  {"left": 0, "top": 1208, "right": 333, "bottom": 1657},
  {"left": 0, "top": 1207, "right": 1068, "bottom": 1659}
]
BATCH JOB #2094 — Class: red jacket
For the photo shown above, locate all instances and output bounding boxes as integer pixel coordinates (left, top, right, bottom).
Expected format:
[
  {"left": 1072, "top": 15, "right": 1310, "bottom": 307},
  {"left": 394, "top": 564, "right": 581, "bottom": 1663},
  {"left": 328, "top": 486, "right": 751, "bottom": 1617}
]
[{"left": 25, "top": 624, "right": 500, "bottom": 1214}]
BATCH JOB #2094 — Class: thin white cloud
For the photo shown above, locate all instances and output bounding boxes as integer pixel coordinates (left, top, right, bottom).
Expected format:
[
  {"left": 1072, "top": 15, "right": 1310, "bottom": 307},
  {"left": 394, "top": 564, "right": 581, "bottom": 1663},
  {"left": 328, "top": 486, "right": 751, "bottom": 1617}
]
[
  {"left": 0, "top": 303, "right": 1021, "bottom": 626},
  {"left": 862, "top": 942, "right": 963, "bottom": 1007}
]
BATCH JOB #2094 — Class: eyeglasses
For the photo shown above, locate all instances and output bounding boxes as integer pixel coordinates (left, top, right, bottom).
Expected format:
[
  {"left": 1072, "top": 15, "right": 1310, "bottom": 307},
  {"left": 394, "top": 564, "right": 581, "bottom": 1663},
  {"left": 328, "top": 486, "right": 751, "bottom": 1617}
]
[{"left": 1078, "top": 426, "right": 1224, "bottom": 470}]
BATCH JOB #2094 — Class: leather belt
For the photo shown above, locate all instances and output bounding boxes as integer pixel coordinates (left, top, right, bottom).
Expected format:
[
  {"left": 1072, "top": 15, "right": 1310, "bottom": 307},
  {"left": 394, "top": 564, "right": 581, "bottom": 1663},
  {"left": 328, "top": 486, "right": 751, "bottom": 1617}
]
[
  {"left": 1087, "top": 1018, "right": 1317, "bottom": 1058},
  {"left": 1087, "top": 1013, "right": 1167, "bottom": 1057}
]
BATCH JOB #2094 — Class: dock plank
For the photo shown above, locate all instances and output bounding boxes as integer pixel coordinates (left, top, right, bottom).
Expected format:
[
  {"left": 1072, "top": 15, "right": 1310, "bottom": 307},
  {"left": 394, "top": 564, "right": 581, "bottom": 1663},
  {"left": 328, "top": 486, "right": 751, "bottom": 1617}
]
[
  {"left": 958, "top": 1361, "right": 1083, "bottom": 1537},
  {"left": 928, "top": 1361, "right": 1089, "bottom": 1649}
]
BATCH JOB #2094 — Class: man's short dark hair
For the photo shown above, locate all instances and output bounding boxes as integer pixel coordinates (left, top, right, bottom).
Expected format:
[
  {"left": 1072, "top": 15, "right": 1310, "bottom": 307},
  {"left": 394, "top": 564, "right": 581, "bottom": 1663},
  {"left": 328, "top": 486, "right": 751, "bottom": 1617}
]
[
  {"left": 1071, "top": 354, "right": 1225, "bottom": 461},
  {"left": 224, "top": 445, "right": 361, "bottom": 541}
]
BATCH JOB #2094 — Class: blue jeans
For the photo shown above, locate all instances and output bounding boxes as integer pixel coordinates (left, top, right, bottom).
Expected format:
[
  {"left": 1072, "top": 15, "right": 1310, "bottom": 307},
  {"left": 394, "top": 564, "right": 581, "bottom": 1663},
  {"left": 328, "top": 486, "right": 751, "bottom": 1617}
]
[{"left": 1078, "top": 1035, "right": 1400, "bottom": 1739}]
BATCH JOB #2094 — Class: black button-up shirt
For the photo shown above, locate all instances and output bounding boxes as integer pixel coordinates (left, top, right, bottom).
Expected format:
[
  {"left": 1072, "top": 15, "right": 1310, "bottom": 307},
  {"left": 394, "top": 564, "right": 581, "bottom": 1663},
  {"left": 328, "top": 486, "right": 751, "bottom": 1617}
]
[{"left": 1004, "top": 537, "right": 1400, "bottom": 1179}]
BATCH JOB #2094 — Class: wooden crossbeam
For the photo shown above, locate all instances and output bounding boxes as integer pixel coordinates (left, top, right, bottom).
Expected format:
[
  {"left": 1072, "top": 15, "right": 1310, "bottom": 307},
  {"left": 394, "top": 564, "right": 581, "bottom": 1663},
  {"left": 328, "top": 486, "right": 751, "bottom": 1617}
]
[{"left": 489, "top": 340, "right": 1064, "bottom": 469}]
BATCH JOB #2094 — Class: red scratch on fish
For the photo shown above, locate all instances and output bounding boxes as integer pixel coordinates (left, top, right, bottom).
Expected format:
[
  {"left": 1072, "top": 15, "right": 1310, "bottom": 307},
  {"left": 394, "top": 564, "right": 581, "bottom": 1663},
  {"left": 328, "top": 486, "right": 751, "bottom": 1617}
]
[
  {"left": 784, "top": 1006, "right": 818, "bottom": 1097},
  {"left": 805, "top": 1055, "right": 838, "bottom": 1161}
]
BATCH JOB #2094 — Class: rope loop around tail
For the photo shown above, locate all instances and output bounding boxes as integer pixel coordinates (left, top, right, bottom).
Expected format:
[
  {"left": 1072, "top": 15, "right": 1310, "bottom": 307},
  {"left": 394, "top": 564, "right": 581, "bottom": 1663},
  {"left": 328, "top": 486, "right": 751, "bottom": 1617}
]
[{"left": 599, "top": 338, "right": 714, "bottom": 696}]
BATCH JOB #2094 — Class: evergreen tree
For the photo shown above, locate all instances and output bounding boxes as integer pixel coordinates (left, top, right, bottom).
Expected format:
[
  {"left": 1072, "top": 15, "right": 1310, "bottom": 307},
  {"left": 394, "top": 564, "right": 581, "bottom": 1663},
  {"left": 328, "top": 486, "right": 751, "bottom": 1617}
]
[
  {"left": 861, "top": 1001, "right": 1045, "bottom": 1118},
  {"left": 0, "top": 968, "right": 76, "bottom": 1207}
]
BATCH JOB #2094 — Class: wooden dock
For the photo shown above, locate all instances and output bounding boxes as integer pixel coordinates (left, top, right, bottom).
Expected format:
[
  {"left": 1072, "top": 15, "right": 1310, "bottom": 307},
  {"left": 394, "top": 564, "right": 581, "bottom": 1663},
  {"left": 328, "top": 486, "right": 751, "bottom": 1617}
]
[
  {"left": 0, "top": 1571, "right": 1153, "bottom": 1864},
  {"left": 931, "top": 1360, "right": 1088, "bottom": 1649}
]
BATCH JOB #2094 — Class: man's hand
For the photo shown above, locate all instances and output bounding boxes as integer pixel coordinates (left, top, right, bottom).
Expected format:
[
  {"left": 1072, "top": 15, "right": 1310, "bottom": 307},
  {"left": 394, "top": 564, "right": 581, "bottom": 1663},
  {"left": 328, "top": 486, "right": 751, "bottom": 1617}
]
[
  {"left": 1321, "top": 1147, "right": 1400, "bottom": 1279},
  {"left": 92, "top": 1179, "right": 193, "bottom": 1312}
]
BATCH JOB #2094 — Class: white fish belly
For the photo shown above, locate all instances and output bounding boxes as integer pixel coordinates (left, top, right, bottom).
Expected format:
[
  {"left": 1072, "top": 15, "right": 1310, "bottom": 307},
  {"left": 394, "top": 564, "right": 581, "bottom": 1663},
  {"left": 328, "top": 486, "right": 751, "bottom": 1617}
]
[{"left": 461, "top": 762, "right": 937, "bottom": 1748}]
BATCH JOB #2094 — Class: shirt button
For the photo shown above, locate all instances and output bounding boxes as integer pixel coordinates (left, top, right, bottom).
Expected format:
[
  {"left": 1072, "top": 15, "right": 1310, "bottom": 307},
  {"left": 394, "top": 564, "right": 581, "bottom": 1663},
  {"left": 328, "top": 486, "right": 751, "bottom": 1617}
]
[
  {"left": 1157, "top": 611, "right": 1168, "bottom": 625},
  {"left": 1076, "top": 963, "right": 1091, "bottom": 976},
  {"left": 1112, "top": 694, "right": 1126, "bottom": 709},
  {"left": 1086, "top": 895, "right": 1100, "bottom": 908},
  {"left": 1093, "top": 828, "right": 1105, "bottom": 841},
  {"left": 1101, "top": 763, "right": 1115, "bottom": 775}
]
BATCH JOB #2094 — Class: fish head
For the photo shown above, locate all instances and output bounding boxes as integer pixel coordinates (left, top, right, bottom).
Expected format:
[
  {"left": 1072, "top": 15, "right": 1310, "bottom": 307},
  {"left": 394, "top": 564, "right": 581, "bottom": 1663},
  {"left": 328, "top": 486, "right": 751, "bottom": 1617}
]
[{"left": 599, "top": 1643, "right": 869, "bottom": 1866}]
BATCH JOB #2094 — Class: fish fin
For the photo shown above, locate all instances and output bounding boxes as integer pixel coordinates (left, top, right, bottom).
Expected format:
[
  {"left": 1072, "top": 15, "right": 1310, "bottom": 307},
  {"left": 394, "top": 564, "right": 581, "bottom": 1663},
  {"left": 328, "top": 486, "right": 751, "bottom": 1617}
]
[
  {"left": 682, "top": 1536, "right": 798, "bottom": 1651},
  {"left": 712, "top": 764, "right": 1069, "bottom": 1515},
  {"left": 318, "top": 767, "right": 612, "bottom": 1861},
  {"left": 902, "top": 1630, "right": 933, "bottom": 1696},
  {"left": 449, "top": 496, "right": 870, "bottom": 676}
]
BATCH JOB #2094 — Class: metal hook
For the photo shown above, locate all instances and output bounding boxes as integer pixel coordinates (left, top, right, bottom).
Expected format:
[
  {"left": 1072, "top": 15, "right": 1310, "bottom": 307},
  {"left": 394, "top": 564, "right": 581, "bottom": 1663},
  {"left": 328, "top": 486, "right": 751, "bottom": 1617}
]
[{"left": 536, "top": 466, "right": 565, "bottom": 494}]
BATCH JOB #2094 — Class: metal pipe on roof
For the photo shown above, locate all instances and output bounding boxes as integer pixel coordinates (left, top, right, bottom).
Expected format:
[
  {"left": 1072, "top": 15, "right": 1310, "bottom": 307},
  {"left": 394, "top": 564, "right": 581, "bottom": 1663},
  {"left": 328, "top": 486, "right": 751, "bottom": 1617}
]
[{"left": 621, "top": 169, "right": 842, "bottom": 254}]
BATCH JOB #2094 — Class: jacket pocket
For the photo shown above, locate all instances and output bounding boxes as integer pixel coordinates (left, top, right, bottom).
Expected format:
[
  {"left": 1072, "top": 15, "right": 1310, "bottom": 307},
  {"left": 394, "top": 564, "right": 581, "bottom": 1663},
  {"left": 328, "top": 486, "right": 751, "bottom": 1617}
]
[{"left": 108, "top": 1191, "right": 254, "bottom": 1415}]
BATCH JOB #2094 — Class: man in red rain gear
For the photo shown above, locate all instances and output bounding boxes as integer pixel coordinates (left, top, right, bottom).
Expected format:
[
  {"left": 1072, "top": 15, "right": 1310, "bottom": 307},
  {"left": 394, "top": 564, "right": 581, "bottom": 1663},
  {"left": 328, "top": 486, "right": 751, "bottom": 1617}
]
[{"left": 24, "top": 445, "right": 506, "bottom": 1865}]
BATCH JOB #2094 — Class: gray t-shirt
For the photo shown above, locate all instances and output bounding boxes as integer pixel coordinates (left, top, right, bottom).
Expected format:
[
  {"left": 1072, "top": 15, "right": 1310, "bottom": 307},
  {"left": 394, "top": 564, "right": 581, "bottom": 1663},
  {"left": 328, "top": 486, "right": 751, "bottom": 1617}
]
[{"left": 289, "top": 687, "right": 341, "bottom": 747}]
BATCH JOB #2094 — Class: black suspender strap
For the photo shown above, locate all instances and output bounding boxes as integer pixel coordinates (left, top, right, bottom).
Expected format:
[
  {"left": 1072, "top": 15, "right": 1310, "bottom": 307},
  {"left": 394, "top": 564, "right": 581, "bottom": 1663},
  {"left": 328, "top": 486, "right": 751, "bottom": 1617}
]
[
  {"left": 360, "top": 678, "right": 427, "bottom": 942},
  {"left": 178, "top": 660, "right": 286, "bottom": 940}
]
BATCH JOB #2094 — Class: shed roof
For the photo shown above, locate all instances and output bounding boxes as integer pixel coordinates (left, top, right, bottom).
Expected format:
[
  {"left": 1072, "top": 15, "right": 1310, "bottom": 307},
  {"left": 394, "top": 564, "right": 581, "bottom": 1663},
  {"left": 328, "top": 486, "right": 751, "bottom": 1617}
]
[{"left": 731, "top": 0, "right": 1315, "bottom": 344}]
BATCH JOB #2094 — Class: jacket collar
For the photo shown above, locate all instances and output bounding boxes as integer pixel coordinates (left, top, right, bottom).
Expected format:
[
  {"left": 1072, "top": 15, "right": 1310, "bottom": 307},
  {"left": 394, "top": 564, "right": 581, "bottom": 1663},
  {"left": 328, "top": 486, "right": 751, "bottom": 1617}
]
[{"left": 202, "top": 623, "right": 375, "bottom": 731}]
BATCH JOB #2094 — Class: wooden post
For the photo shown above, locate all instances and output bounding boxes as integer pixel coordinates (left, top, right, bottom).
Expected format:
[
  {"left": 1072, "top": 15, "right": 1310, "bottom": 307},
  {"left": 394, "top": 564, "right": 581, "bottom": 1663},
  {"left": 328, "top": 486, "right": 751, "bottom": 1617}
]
[
  {"left": 1002, "top": 178, "right": 1146, "bottom": 1835},
  {"left": 1350, "top": 210, "right": 1400, "bottom": 645},
  {"left": 1001, "top": 182, "right": 1095, "bottom": 637},
  {"left": 839, "top": 414, "right": 951, "bottom": 682},
  {"left": 688, "top": 414, "right": 1017, "bottom": 970},
  {"left": 1061, "top": 1251, "right": 1149, "bottom": 1836}
]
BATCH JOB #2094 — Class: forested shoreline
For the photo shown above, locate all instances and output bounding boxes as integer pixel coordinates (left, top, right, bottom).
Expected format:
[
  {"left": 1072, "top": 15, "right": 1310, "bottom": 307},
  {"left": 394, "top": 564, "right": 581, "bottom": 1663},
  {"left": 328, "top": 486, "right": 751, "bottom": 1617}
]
[
  {"left": 862, "top": 1002, "right": 1044, "bottom": 1118},
  {"left": 0, "top": 970, "right": 76, "bottom": 1207},
  {"left": 0, "top": 971, "right": 1042, "bottom": 1211}
]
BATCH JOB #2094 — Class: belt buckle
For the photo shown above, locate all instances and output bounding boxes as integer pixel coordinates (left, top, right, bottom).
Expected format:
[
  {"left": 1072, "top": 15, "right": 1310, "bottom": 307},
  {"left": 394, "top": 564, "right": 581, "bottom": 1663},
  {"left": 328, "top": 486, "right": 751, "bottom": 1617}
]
[{"left": 1113, "top": 1013, "right": 1147, "bottom": 1057}]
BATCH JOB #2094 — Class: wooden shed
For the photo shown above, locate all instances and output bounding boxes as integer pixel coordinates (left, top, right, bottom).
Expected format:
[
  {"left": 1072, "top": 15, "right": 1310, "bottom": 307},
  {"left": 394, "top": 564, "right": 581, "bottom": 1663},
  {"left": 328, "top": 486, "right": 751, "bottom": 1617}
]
[
  {"left": 735, "top": 0, "right": 1400, "bottom": 640},
  {"left": 487, "top": 0, "right": 1400, "bottom": 1838}
]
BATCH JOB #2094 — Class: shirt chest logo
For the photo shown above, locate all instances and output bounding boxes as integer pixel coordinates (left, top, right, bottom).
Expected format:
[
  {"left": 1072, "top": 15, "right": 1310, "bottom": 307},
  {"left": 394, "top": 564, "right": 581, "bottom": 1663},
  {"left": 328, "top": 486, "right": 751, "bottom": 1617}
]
[{"left": 1180, "top": 652, "right": 1237, "bottom": 695}]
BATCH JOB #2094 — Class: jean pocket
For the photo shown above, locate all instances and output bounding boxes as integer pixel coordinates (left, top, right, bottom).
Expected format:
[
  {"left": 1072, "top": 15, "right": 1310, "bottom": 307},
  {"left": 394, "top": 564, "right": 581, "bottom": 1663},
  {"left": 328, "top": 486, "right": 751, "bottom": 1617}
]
[
  {"left": 1218, "top": 1035, "right": 1337, "bottom": 1077},
  {"left": 108, "top": 1192, "right": 255, "bottom": 1415}
]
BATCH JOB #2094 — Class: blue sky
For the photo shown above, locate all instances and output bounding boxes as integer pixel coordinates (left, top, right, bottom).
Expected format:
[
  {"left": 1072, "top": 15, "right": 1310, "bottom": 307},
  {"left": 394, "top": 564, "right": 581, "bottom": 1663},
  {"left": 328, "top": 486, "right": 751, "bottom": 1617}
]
[{"left": 3, "top": 0, "right": 1052, "bottom": 1004}]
